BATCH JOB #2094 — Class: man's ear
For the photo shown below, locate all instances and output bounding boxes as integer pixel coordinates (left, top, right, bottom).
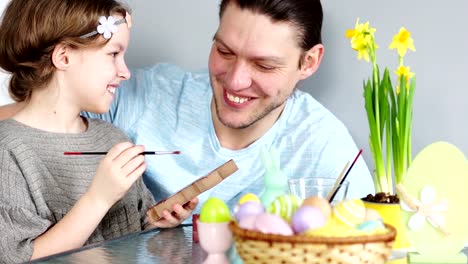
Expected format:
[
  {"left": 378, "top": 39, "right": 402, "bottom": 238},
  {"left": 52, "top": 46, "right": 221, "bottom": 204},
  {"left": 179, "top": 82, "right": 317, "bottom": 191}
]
[
  {"left": 51, "top": 43, "right": 72, "bottom": 70},
  {"left": 299, "top": 44, "right": 324, "bottom": 80}
]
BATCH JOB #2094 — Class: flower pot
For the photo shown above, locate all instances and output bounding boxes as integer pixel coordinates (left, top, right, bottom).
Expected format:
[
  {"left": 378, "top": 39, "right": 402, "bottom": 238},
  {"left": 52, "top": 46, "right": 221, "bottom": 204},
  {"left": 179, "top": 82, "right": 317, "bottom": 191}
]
[{"left": 362, "top": 200, "right": 412, "bottom": 251}]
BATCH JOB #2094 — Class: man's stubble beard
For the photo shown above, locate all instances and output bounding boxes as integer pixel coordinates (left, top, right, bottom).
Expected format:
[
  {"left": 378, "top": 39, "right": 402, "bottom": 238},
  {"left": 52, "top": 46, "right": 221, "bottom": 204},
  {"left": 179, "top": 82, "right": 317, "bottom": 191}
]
[{"left": 212, "top": 90, "right": 289, "bottom": 130}]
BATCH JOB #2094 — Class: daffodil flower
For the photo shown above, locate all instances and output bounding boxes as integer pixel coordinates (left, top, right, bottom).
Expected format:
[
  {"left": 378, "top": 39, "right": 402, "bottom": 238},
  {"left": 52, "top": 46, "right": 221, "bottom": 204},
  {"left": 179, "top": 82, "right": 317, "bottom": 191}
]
[
  {"left": 346, "top": 21, "right": 416, "bottom": 194},
  {"left": 353, "top": 39, "right": 371, "bottom": 62},
  {"left": 346, "top": 19, "right": 377, "bottom": 62},
  {"left": 395, "top": 65, "right": 414, "bottom": 80},
  {"left": 395, "top": 65, "right": 415, "bottom": 89},
  {"left": 389, "top": 27, "right": 416, "bottom": 58},
  {"left": 399, "top": 185, "right": 451, "bottom": 237},
  {"left": 97, "top": 16, "right": 119, "bottom": 39}
]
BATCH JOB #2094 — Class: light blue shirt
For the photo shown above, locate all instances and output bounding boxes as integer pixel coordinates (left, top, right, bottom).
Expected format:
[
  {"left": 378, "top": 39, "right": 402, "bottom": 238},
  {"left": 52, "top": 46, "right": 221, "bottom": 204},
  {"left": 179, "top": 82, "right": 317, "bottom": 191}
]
[{"left": 86, "top": 63, "right": 373, "bottom": 212}]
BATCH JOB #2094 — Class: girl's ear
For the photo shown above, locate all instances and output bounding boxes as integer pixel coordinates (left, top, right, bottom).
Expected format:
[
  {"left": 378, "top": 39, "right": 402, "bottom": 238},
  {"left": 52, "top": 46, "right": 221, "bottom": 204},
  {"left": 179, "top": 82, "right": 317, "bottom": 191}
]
[
  {"left": 51, "top": 43, "right": 71, "bottom": 70},
  {"left": 299, "top": 43, "right": 325, "bottom": 80}
]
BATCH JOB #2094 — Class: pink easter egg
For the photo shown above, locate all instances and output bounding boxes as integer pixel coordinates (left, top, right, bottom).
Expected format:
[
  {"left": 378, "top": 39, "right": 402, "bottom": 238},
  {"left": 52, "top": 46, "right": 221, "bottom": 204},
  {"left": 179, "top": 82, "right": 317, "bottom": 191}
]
[
  {"left": 254, "top": 213, "right": 293, "bottom": 236},
  {"left": 234, "top": 201, "right": 265, "bottom": 222},
  {"left": 238, "top": 214, "right": 257, "bottom": 230},
  {"left": 291, "top": 205, "right": 326, "bottom": 234}
]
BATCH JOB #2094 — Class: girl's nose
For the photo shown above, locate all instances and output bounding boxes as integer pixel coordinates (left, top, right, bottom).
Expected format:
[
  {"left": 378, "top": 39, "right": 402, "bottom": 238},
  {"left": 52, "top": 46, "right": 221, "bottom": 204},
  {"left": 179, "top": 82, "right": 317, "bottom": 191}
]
[{"left": 118, "top": 61, "right": 131, "bottom": 80}]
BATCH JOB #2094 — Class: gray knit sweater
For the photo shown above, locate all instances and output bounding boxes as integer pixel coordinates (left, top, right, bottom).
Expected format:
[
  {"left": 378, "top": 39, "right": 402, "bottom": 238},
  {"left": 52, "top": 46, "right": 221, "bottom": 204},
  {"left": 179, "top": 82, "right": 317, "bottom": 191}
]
[{"left": 0, "top": 118, "right": 155, "bottom": 263}]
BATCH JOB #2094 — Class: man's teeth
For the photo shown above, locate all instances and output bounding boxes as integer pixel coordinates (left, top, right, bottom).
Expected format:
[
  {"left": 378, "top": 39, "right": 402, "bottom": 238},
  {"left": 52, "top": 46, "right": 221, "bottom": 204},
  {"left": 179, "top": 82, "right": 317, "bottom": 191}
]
[
  {"left": 107, "top": 87, "right": 116, "bottom": 94},
  {"left": 227, "top": 93, "right": 249, "bottom": 104}
]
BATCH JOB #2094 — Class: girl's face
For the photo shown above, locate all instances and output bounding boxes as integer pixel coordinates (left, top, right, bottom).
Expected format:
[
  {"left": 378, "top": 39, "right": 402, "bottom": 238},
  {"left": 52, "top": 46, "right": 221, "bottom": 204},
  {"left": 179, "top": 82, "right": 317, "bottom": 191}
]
[{"left": 66, "top": 15, "right": 131, "bottom": 114}]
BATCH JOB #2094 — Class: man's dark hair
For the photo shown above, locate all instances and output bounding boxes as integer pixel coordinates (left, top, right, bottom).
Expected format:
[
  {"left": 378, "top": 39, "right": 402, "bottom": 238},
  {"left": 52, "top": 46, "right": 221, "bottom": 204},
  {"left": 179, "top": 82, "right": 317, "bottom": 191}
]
[{"left": 219, "top": 0, "right": 323, "bottom": 52}]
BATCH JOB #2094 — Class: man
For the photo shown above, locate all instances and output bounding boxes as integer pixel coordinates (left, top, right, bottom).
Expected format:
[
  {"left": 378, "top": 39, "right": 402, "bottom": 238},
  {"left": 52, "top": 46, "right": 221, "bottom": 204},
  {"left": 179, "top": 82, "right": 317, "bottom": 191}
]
[{"left": 0, "top": 0, "right": 373, "bottom": 211}]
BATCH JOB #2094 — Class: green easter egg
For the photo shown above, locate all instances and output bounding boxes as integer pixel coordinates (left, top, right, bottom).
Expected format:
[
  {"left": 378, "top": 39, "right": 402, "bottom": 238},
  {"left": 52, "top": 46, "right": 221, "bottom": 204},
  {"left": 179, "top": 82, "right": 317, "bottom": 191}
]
[
  {"left": 199, "top": 197, "right": 232, "bottom": 223},
  {"left": 268, "top": 194, "right": 302, "bottom": 222}
]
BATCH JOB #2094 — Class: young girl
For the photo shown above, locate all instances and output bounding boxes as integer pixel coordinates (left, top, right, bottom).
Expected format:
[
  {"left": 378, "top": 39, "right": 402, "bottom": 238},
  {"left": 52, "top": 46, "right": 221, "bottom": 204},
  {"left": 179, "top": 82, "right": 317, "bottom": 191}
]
[{"left": 0, "top": 0, "right": 196, "bottom": 262}]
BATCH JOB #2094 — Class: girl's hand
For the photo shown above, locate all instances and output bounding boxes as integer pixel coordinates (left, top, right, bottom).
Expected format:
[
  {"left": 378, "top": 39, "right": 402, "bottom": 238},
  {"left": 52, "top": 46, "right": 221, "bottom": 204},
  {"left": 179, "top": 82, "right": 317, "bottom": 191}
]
[
  {"left": 151, "top": 197, "right": 199, "bottom": 228},
  {"left": 87, "top": 142, "right": 147, "bottom": 208}
]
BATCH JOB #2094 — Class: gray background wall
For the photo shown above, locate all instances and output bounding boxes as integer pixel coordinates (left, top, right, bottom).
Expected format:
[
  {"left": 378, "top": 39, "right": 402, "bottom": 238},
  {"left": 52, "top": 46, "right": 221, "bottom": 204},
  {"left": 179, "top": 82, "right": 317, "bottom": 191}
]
[
  {"left": 0, "top": 0, "right": 11, "bottom": 105},
  {"left": 1, "top": 0, "right": 467, "bottom": 170}
]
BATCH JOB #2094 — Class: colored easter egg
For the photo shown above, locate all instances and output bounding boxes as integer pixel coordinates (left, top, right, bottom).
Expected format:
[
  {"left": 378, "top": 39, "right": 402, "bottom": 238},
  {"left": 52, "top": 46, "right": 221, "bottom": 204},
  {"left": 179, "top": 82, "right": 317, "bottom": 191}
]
[
  {"left": 302, "top": 196, "right": 332, "bottom": 220},
  {"left": 254, "top": 213, "right": 293, "bottom": 236},
  {"left": 356, "top": 220, "right": 385, "bottom": 233},
  {"left": 267, "top": 194, "right": 302, "bottom": 222},
  {"left": 364, "top": 208, "right": 383, "bottom": 222},
  {"left": 333, "top": 199, "right": 366, "bottom": 228},
  {"left": 291, "top": 205, "right": 326, "bottom": 234},
  {"left": 199, "top": 197, "right": 231, "bottom": 223},
  {"left": 234, "top": 201, "right": 265, "bottom": 222},
  {"left": 238, "top": 193, "right": 260, "bottom": 205},
  {"left": 238, "top": 214, "right": 257, "bottom": 230}
]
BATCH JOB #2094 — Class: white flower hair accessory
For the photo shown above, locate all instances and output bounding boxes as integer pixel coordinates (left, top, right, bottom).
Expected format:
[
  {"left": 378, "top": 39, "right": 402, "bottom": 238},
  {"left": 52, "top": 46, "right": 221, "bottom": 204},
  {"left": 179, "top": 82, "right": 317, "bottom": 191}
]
[
  {"left": 97, "top": 16, "right": 119, "bottom": 39},
  {"left": 80, "top": 15, "right": 127, "bottom": 39}
]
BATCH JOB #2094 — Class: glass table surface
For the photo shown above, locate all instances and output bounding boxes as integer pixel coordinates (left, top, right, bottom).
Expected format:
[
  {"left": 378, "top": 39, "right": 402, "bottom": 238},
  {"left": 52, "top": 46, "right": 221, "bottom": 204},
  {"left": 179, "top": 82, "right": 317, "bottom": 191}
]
[
  {"left": 29, "top": 224, "right": 468, "bottom": 264},
  {"left": 30, "top": 225, "right": 205, "bottom": 264}
]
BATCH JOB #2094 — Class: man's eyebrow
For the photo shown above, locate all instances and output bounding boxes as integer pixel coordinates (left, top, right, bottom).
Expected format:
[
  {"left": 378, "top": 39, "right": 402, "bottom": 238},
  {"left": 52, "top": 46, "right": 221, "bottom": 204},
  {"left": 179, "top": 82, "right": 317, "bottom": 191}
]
[
  {"left": 252, "top": 56, "right": 285, "bottom": 65},
  {"left": 213, "top": 34, "right": 232, "bottom": 51},
  {"left": 213, "top": 34, "right": 285, "bottom": 64}
]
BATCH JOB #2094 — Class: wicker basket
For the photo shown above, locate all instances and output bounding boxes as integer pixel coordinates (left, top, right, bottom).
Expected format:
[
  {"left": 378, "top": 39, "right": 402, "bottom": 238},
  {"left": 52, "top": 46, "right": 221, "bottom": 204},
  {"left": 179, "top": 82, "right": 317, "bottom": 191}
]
[{"left": 229, "top": 221, "right": 396, "bottom": 264}]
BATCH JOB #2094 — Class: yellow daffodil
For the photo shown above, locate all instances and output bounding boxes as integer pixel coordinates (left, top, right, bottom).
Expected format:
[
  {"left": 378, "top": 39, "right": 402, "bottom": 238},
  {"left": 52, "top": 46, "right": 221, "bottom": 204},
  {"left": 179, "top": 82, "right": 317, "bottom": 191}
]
[
  {"left": 395, "top": 65, "right": 415, "bottom": 82},
  {"left": 353, "top": 38, "right": 371, "bottom": 62},
  {"left": 389, "top": 27, "right": 416, "bottom": 57},
  {"left": 346, "top": 19, "right": 377, "bottom": 62},
  {"left": 345, "top": 29, "right": 356, "bottom": 39},
  {"left": 346, "top": 20, "right": 417, "bottom": 195}
]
